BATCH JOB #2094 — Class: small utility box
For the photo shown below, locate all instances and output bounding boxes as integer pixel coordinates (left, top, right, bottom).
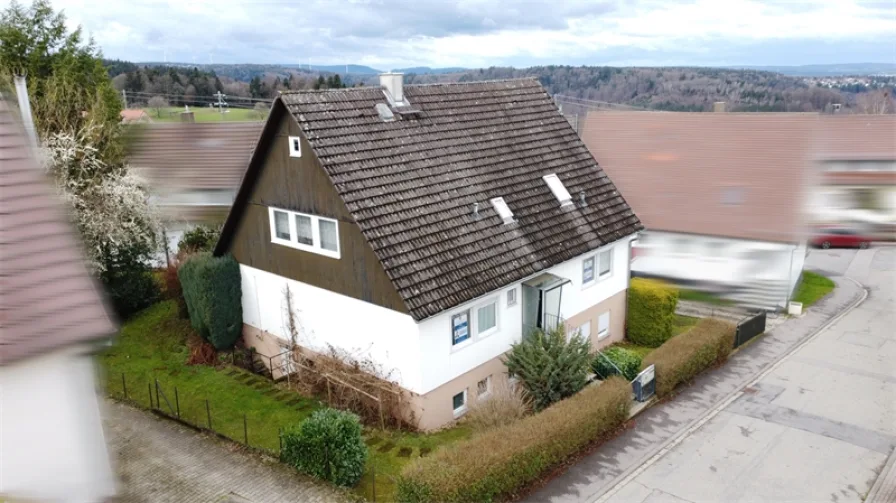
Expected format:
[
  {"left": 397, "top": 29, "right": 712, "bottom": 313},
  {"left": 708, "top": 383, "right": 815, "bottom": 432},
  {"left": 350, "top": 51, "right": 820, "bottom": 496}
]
[
  {"left": 788, "top": 301, "right": 803, "bottom": 316},
  {"left": 632, "top": 364, "right": 656, "bottom": 402}
]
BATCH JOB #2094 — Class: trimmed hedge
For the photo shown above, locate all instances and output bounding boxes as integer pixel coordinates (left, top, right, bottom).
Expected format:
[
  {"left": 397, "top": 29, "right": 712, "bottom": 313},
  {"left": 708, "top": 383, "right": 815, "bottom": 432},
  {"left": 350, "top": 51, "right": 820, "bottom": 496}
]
[
  {"left": 281, "top": 409, "right": 368, "bottom": 488},
  {"left": 396, "top": 377, "right": 631, "bottom": 502},
  {"left": 178, "top": 252, "right": 242, "bottom": 350},
  {"left": 641, "top": 318, "right": 735, "bottom": 397},
  {"left": 592, "top": 346, "right": 642, "bottom": 381},
  {"left": 627, "top": 278, "right": 679, "bottom": 347}
]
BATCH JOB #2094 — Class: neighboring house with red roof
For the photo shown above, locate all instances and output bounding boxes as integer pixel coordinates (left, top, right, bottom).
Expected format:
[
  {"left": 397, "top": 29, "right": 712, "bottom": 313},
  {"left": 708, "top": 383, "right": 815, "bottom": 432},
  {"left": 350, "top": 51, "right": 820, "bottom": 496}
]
[
  {"left": 127, "top": 121, "right": 264, "bottom": 256},
  {"left": 0, "top": 98, "right": 117, "bottom": 502},
  {"left": 120, "top": 108, "right": 152, "bottom": 123},
  {"left": 213, "top": 74, "right": 642, "bottom": 430},
  {"left": 580, "top": 111, "right": 817, "bottom": 310}
]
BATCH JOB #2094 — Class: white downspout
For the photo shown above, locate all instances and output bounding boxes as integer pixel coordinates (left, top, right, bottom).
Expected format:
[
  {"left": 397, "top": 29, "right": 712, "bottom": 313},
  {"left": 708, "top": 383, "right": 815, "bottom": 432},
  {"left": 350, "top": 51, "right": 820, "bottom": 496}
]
[{"left": 13, "top": 75, "right": 38, "bottom": 148}]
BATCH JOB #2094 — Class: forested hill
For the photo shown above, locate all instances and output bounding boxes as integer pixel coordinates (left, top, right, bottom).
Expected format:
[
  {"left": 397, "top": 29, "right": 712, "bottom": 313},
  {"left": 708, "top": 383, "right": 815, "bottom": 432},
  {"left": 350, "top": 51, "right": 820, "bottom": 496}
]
[
  {"left": 409, "top": 66, "right": 857, "bottom": 112},
  {"left": 106, "top": 60, "right": 894, "bottom": 113}
]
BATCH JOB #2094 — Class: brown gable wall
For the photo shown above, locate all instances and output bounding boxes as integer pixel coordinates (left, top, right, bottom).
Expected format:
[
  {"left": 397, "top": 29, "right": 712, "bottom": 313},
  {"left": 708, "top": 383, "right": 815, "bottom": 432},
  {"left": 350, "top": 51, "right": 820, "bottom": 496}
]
[{"left": 227, "top": 109, "right": 409, "bottom": 315}]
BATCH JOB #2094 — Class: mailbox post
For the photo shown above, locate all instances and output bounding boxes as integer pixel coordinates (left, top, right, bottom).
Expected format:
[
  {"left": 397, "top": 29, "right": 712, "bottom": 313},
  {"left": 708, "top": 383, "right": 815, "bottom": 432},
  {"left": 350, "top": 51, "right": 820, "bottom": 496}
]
[{"left": 632, "top": 364, "right": 656, "bottom": 402}]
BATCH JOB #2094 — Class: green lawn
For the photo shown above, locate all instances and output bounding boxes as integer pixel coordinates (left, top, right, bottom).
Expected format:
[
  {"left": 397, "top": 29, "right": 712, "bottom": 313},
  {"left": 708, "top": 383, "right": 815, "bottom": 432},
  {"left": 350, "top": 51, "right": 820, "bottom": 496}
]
[
  {"left": 616, "top": 314, "right": 700, "bottom": 359},
  {"left": 144, "top": 106, "right": 263, "bottom": 123},
  {"left": 792, "top": 271, "right": 835, "bottom": 308},
  {"left": 101, "top": 301, "right": 469, "bottom": 500},
  {"left": 678, "top": 289, "right": 735, "bottom": 306}
]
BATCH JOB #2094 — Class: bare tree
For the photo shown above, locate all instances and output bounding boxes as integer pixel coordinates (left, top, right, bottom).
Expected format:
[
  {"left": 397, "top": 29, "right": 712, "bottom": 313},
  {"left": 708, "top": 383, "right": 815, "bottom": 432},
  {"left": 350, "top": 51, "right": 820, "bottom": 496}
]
[
  {"left": 856, "top": 89, "right": 895, "bottom": 114},
  {"left": 147, "top": 95, "right": 168, "bottom": 118},
  {"left": 251, "top": 101, "right": 269, "bottom": 120}
]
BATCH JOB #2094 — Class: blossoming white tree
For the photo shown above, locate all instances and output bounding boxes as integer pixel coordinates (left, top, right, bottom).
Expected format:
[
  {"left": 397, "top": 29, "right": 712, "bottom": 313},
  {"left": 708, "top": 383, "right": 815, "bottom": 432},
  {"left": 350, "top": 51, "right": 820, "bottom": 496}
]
[{"left": 41, "top": 128, "right": 161, "bottom": 272}]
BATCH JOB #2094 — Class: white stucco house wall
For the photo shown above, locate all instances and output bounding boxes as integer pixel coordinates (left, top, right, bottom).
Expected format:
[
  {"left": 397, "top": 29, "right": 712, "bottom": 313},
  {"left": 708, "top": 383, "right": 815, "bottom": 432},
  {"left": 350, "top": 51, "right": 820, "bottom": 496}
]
[
  {"left": 1, "top": 99, "right": 118, "bottom": 502},
  {"left": 213, "top": 74, "right": 643, "bottom": 429}
]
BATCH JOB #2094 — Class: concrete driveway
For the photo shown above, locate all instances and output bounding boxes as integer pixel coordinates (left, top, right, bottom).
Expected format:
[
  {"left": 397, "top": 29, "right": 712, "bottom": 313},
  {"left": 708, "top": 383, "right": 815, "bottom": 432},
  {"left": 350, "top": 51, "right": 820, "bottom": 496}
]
[{"left": 602, "top": 247, "right": 896, "bottom": 503}]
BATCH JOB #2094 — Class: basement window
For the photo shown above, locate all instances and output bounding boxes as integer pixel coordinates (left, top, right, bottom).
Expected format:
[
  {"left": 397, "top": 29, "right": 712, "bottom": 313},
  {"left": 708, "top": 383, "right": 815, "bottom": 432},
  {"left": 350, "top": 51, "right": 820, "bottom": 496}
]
[
  {"left": 490, "top": 197, "right": 514, "bottom": 224},
  {"left": 543, "top": 174, "right": 572, "bottom": 206},
  {"left": 269, "top": 206, "right": 340, "bottom": 258},
  {"left": 288, "top": 136, "right": 302, "bottom": 158}
]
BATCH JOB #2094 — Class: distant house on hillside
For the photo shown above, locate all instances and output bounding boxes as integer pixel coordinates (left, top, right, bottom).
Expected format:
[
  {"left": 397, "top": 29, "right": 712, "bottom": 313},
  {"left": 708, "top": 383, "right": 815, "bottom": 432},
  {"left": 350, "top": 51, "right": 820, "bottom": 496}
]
[
  {"left": 120, "top": 108, "right": 152, "bottom": 123},
  {"left": 214, "top": 74, "right": 642, "bottom": 430},
  {"left": 128, "top": 121, "right": 264, "bottom": 255},
  {"left": 1, "top": 98, "right": 117, "bottom": 502},
  {"left": 810, "top": 114, "right": 896, "bottom": 239},
  {"left": 580, "top": 110, "right": 816, "bottom": 310}
]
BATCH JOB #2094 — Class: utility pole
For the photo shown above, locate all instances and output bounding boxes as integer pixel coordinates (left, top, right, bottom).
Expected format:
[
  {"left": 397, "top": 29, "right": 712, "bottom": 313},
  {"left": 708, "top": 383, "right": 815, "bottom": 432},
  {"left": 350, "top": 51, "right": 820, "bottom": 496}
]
[
  {"left": 121, "top": 89, "right": 128, "bottom": 109},
  {"left": 214, "top": 91, "right": 227, "bottom": 117}
]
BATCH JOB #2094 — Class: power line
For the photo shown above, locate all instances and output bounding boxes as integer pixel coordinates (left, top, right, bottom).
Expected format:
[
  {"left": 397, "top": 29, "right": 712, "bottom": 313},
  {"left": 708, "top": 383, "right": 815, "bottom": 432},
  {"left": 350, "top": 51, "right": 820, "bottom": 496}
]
[{"left": 126, "top": 90, "right": 274, "bottom": 103}]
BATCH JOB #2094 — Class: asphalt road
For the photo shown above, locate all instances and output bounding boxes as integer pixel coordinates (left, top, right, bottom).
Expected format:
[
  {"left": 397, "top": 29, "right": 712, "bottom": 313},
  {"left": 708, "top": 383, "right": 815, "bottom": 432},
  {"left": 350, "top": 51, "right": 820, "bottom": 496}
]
[{"left": 603, "top": 247, "right": 896, "bottom": 503}]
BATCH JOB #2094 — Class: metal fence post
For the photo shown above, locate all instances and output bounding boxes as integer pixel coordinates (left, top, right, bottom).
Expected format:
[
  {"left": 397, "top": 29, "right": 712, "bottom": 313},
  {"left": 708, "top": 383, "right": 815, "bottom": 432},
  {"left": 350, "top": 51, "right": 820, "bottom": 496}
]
[
  {"left": 121, "top": 373, "right": 127, "bottom": 400},
  {"left": 372, "top": 463, "right": 376, "bottom": 502},
  {"left": 243, "top": 414, "right": 248, "bottom": 445},
  {"left": 175, "top": 387, "right": 180, "bottom": 418},
  {"left": 148, "top": 382, "right": 153, "bottom": 408},
  {"left": 206, "top": 399, "right": 212, "bottom": 429},
  {"left": 154, "top": 379, "right": 160, "bottom": 409},
  {"left": 278, "top": 427, "right": 282, "bottom": 460}
]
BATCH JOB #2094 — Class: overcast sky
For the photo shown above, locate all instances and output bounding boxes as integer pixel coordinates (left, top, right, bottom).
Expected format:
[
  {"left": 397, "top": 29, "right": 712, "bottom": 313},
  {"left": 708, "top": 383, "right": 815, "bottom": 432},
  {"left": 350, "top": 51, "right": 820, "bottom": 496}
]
[{"left": 12, "top": 0, "right": 896, "bottom": 69}]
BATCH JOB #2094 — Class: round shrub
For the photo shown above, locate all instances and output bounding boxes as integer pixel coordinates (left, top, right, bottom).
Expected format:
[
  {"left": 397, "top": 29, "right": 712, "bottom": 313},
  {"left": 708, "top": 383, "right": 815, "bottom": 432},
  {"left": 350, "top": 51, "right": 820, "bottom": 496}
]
[
  {"left": 281, "top": 408, "right": 368, "bottom": 487},
  {"left": 592, "top": 347, "right": 642, "bottom": 381}
]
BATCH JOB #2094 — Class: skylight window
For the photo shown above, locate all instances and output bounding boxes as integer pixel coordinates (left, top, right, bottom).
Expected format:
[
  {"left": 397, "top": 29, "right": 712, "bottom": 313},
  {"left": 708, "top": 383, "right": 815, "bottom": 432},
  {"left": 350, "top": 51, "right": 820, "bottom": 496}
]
[
  {"left": 490, "top": 197, "right": 514, "bottom": 224},
  {"left": 543, "top": 174, "right": 572, "bottom": 206}
]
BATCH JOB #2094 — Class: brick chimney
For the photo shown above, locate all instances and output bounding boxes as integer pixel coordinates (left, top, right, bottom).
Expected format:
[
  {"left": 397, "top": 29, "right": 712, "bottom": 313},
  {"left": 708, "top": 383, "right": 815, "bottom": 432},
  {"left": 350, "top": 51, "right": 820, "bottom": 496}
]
[{"left": 713, "top": 102, "right": 727, "bottom": 113}]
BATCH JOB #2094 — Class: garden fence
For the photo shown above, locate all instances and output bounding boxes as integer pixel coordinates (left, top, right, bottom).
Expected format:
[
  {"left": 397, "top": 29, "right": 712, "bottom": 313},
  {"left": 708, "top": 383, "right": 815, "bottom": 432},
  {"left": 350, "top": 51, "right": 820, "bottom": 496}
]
[
  {"left": 109, "top": 371, "right": 397, "bottom": 501},
  {"left": 734, "top": 311, "right": 767, "bottom": 348}
]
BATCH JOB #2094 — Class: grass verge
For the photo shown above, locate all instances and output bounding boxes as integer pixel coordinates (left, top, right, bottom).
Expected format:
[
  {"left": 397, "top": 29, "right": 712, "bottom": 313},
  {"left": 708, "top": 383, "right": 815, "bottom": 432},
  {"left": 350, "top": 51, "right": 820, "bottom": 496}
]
[
  {"left": 792, "top": 271, "right": 835, "bottom": 308},
  {"left": 100, "top": 301, "right": 469, "bottom": 501},
  {"left": 616, "top": 314, "right": 699, "bottom": 360}
]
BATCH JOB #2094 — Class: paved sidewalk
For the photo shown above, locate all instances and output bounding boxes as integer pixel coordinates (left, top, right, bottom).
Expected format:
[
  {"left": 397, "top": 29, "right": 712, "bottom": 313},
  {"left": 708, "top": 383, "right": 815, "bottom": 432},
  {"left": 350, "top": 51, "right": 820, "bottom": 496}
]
[
  {"left": 525, "top": 270, "right": 864, "bottom": 502},
  {"left": 103, "top": 400, "right": 347, "bottom": 503},
  {"left": 867, "top": 446, "right": 896, "bottom": 503}
]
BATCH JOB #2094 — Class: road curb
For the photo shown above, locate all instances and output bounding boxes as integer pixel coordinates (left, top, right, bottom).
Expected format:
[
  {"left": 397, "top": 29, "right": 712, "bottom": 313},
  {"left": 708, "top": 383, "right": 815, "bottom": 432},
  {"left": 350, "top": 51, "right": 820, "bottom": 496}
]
[
  {"left": 867, "top": 446, "right": 896, "bottom": 502},
  {"left": 591, "top": 276, "right": 868, "bottom": 503}
]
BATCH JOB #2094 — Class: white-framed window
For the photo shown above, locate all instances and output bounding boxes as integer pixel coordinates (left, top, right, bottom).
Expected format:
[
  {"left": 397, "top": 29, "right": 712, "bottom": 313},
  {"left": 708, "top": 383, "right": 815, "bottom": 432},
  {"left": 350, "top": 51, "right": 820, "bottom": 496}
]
[
  {"left": 598, "top": 311, "right": 610, "bottom": 339},
  {"left": 477, "top": 300, "right": 498, "bottom": 336},
  {"left": 288, "top": 136, "right": 302, "bottom": 158},
  {"left": 451, "top": 310, "right": 471, "bottom": 346},
  {"left": 452, "top": 389, "right": 468, "bottom": 417},
  {"left": 507, "top": 288, "right": 517, "bottom": 307},
  {"left": 490, "top": 197, "right": 514, "bottom": 224},
  {"left": 584, "top": 247, "right": 613, "bottom": 286},
  {"left": 583, "top": 256, "right": 595, "bottom": 284},
  {"left": 268, "top": 207, "right": 340, "bottom": 258},
  {"left": 477, "top": 376, "right": 492, "bottom": 399},
  {"left": 598, "top": 249, "right": 613, "bottom": 277}
]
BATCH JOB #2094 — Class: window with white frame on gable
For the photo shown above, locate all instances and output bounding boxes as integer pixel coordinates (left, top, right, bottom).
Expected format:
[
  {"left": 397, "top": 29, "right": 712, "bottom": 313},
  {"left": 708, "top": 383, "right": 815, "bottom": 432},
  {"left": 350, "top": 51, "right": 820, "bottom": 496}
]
[
  {"left": 451, "top": 297, "right": 499, "bottom": 349},
  {"left": 507, "top": 288, "right": 517, "bottom": 307},
  {"left": 268, "top": 207, "right": 340, "bottom": 258},
  {"left": 584, "top": 247, "right": 613, "bottom": 286}
]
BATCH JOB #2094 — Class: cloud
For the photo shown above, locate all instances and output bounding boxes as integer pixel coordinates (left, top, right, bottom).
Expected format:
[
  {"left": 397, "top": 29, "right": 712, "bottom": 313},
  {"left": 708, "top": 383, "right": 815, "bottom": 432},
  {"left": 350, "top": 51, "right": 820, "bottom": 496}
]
[{"left": 15, "top": 0, "right": 895, "bottom": 67}]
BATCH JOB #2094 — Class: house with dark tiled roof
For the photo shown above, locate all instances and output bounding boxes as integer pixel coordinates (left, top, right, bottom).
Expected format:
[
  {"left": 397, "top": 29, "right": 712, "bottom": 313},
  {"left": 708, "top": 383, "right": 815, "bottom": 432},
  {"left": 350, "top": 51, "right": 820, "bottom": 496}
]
[
  {"left": 214, "top": 74, "right": 642, "bottom": 429},
  {"left": 1, "top": 96, "right": 117, "bottom": 501}
]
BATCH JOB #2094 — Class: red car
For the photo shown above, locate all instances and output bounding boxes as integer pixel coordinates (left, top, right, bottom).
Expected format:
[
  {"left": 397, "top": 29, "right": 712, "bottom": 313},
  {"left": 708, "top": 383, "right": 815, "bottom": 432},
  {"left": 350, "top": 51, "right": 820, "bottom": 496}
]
[{"left": 811, "top": 228, "right": 873, "bottom": 249}]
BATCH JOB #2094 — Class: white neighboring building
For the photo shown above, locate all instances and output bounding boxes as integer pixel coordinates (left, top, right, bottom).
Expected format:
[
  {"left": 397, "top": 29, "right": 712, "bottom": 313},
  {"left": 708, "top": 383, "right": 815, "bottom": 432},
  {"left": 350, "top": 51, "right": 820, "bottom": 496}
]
[
  {"left": 214, "top": 75, "right": 643, "bottom": 430},
  {"left": 581, "top": 111, "right": 816, "bottom": 310},
  {"left": 1, "top": 100, "right": 117, "bottom": 502}
]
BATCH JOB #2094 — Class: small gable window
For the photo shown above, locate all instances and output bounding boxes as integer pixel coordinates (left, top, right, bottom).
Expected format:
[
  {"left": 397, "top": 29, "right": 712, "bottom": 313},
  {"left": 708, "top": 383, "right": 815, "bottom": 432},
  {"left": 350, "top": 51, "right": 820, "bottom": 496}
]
[
  {"left": 269, "top": 207, "right": 340, "bottom": 259},
  {"left": 543, "top": 173, "right": 572, "bottom": 207},
  {"left": 288, "top": 136, "right": 302, "bottom": 158}
]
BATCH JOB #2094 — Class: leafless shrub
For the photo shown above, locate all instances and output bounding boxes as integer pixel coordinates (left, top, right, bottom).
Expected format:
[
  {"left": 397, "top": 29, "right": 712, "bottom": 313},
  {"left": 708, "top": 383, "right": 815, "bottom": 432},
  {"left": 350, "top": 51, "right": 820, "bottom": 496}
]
[{"left": 463, "top": 377, "right": 531, "bottom": 432}]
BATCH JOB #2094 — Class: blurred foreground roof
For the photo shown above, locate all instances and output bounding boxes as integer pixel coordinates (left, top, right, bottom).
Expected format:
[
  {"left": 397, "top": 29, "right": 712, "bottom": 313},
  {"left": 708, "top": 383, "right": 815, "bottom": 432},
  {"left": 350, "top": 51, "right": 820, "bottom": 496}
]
[
  {"left": 128, "top": 121, "right": 264, "bottom": 191},
  {"left": 0, "top": 98, "right": 115, "bottom": 365}
]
